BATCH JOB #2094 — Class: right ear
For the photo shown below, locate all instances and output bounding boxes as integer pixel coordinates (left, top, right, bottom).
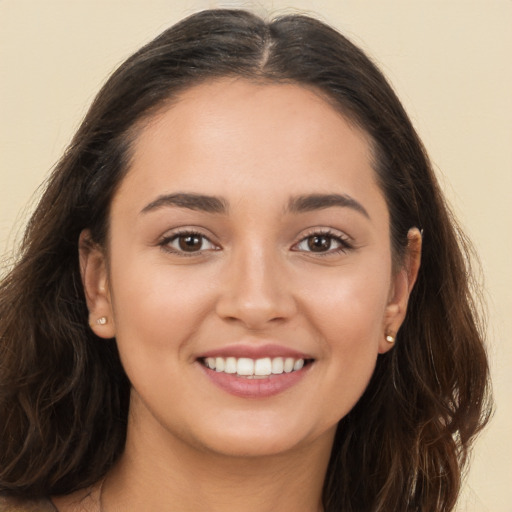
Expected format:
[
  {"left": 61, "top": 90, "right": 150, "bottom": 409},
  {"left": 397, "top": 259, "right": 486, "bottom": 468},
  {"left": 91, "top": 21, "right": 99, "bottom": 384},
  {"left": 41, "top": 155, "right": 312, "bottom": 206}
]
[{"left": 79, "top": 229, "right": 116, "bottom": 338}]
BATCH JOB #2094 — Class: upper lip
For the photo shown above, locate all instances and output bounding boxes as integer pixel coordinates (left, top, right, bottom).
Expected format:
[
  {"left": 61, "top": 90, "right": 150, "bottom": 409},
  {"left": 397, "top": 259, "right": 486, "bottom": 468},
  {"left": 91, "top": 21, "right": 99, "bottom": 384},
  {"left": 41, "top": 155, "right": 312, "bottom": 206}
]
[{"left": 198, "top": 343, "right": 314, "bottom": 360}]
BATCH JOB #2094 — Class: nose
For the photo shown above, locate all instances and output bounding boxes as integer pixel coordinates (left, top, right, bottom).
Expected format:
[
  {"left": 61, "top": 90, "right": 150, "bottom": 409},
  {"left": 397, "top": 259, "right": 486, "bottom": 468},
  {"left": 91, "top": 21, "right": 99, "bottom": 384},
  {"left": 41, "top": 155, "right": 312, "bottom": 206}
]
[{"left": 215, "top": 245, "right": 297, "bottom": 330}]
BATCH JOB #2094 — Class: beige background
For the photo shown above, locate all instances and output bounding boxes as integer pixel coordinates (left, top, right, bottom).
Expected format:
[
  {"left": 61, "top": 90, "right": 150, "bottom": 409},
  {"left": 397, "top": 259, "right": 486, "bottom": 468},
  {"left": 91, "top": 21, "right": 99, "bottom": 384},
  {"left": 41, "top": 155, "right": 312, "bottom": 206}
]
[{"left": 1, "top": 1, "right": 511, "bottom": 510}]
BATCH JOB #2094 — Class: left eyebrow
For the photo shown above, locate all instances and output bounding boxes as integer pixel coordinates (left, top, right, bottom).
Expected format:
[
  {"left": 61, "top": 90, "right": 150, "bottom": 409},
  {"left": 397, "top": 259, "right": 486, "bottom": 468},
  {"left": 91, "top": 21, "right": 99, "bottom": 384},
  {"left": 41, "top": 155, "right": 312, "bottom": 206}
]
[
  {"left": 287, "top": 193, "right": 370, "bottom": 219},
  {"left": 140, "top": 193, "right": 228, "bottom": 215}
]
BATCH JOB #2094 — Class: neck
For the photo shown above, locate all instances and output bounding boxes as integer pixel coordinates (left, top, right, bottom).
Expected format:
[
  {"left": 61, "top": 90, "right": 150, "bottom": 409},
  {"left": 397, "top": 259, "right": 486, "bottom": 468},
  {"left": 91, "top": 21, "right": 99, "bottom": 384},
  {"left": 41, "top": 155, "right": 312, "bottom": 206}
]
[{"left": 102, "top": 401, "right": 333, "bottom": 512}]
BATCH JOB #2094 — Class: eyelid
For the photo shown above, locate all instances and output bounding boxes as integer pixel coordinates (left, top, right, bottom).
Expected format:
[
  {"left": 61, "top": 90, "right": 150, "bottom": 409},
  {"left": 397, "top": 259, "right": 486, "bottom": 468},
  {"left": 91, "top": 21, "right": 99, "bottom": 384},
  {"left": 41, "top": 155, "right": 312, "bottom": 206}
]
[
  {"left": 291, "top": 227, "right": 354, "bottom": 254},
  {"left": 156, "top": 225, "right": 354, "bottom": 256},
  {"left": 158, "top": 227, "right": 221, "bottom": 255}
]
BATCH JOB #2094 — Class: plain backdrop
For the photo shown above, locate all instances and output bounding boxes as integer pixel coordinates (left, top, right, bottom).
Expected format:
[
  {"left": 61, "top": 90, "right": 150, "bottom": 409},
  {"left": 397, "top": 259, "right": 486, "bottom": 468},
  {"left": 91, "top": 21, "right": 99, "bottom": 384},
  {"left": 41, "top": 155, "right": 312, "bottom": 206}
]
[{"left": 1, "top": 1, "right": 511, "bottom": 510}]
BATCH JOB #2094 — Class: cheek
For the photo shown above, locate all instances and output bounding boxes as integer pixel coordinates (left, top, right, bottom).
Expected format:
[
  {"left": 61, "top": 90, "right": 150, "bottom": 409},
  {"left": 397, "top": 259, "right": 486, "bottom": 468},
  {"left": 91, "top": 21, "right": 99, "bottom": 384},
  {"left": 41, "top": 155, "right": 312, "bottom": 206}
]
[
  {"left": 297, "top": 262, "right": 391, "bottom": 410},
  {"left": 109, "top": 257, "right": 216, "bottom": 358},
  {"left": 300, "top": 260, "right": 391, "bottom": 345}
]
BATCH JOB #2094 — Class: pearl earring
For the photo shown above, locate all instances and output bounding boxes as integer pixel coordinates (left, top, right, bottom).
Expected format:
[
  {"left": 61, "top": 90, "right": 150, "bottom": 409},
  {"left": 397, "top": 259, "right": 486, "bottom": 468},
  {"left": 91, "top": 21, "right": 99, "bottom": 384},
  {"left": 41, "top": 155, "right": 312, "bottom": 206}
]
[
  {"left": 385, "top": 333, "right": 395, "bottom": 344},
  {"left": 96, "top": 316, "right": 108, "bottom": 325}
]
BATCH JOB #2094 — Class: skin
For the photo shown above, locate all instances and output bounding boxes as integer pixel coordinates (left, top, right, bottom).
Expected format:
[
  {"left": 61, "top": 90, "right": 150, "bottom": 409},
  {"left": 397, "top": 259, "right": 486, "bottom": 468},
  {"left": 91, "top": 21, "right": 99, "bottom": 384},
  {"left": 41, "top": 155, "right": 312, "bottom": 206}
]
[{"left": 56, "top": 79, "right": 421, "bottom": 512}]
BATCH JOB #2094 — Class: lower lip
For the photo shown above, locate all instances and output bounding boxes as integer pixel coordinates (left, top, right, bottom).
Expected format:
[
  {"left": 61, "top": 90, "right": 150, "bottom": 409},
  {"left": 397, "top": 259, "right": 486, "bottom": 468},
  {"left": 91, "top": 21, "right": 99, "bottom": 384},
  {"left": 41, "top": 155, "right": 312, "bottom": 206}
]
[{"left": 199, "top": 363, "right": 312, "bottom": 398}]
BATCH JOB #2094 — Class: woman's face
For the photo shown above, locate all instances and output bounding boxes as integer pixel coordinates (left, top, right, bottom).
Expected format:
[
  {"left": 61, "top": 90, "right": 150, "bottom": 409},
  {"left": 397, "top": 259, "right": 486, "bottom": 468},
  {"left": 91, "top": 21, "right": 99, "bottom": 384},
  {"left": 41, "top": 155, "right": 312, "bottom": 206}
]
[{"left": 84, "top": 79, "right": 413, "bottom": 458}]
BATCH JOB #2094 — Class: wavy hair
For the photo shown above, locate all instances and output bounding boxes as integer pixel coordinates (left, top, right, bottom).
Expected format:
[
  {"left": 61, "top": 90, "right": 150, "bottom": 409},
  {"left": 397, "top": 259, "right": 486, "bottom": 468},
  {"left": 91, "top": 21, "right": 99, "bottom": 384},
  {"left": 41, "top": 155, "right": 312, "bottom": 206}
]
[{"left": 0, "top": 9, "right": 491, "bottom": 511}]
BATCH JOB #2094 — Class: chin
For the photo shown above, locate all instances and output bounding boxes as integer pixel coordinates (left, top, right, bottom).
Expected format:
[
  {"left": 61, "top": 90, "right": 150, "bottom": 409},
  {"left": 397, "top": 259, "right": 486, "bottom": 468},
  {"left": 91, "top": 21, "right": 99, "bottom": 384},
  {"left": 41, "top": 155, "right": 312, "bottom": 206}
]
[{"left": 179, "top": 411, "right": 338, "bottom": 460}]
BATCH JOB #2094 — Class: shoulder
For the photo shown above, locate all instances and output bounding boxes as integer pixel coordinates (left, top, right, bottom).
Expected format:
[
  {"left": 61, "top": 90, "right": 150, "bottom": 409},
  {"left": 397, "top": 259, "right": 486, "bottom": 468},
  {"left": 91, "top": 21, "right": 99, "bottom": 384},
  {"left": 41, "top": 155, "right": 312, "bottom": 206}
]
[{"left": 0, "top": 495, "right": 56, "bottom": 512}]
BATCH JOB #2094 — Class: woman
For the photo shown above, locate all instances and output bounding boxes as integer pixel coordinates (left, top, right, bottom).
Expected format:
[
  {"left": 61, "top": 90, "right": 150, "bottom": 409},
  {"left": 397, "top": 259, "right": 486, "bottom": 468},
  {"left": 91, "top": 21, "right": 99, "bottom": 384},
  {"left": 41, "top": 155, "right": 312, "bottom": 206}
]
[{"left": 0, "top": 9, "right": 491, "bottom": 512}]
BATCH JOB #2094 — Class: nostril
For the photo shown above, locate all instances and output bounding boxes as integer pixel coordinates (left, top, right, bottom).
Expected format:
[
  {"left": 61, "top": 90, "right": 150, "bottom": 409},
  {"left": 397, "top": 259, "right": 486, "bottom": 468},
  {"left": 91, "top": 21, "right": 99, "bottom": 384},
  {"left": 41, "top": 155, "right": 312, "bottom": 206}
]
[{"left": 214, "top": 267, "right": 297, "bottom": 328}]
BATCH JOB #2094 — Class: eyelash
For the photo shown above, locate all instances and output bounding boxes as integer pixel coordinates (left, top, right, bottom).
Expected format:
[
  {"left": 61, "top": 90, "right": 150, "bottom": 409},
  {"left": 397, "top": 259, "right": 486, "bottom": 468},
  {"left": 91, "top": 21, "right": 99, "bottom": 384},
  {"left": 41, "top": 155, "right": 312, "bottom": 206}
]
[
  {"left": 159, "top": 229, "right": 219, "bottom": 256},
  {"left": 292, "top": 228, "right": 353, "bottom": 256},
  {"left": 158, "top": 228, "right": 353, "bottom": 256}
]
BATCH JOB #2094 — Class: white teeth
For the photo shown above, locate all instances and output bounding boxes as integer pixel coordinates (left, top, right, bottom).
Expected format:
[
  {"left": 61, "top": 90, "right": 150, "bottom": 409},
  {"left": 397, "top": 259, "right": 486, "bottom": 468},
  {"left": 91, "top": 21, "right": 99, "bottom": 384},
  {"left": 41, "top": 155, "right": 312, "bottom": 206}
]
[
  {"left": 271, "top": 357, "right": 284, "bottom": 374},
  {"left": 284, "top": 357, "right": 295, "bottom": 373},
  {"left": 293, "top": 359, "right": 304, "bottom": 371},
  {"left": 236, "top": 358, "right": 254, "bottom": 376},
  {"left": 215, "top": 357, "right": 225, "bottom": 372},
  {"left": 254, "top": 357, "right": 272, "bottom": 376},
  {"left": 203, "top": 356, "right": 307, "bottom": 377},
  {"left": 225, "top": 357, "right": 237, "bottom": 374}
]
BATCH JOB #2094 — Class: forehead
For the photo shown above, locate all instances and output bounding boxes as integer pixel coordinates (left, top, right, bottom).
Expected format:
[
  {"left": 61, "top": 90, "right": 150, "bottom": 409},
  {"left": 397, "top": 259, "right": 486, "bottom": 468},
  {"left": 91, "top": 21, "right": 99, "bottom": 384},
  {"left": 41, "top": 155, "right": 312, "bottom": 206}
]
[
  {"left": 115, "top": 78, "right": 385, "bottom": 218},
  {"left": 135, "top": 78, "right": 370, "bottom": 158}
]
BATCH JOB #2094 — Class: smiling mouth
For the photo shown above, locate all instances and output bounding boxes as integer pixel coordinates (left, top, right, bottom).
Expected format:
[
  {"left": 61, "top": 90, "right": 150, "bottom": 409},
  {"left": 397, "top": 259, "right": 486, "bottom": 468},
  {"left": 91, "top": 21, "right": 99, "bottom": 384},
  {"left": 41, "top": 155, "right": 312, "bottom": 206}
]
[{"left": 199, "top": 356, "right": 314, "bottom": 379}]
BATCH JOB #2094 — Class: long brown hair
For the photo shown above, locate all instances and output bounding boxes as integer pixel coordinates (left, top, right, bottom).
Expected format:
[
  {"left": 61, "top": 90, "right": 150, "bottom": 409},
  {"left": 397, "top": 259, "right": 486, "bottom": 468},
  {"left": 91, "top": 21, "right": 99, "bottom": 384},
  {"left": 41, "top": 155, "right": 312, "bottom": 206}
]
[{"left": 0, "top": 9, "right": 492, "bottom": 511}]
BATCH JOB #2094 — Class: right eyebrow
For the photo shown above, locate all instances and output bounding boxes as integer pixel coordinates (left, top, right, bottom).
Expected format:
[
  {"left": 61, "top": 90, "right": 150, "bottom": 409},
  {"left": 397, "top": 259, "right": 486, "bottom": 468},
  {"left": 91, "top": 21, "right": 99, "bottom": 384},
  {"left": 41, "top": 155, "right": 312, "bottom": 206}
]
[
  {"left": 140, "top": 193, "right": 228, "bottom": 215},
  {"left": 287, "top": 193, "right": 370, "bottom": 219}
]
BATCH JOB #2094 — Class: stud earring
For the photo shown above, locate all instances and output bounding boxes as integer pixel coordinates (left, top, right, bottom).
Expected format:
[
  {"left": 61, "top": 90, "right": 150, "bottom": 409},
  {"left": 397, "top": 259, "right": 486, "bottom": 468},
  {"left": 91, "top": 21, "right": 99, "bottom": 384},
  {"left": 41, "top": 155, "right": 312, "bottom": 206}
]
[
  {"left": 96, "top": 316, "right": 108, "bottom": 325},
  {"left": 385, "top": 333, "right": 395, "bottom": 344}
]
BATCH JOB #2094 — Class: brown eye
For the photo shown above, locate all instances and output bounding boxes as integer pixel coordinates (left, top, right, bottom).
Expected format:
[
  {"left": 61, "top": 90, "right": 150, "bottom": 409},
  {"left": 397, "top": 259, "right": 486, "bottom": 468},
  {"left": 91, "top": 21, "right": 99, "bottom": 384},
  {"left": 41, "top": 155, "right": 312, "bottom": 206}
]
[
  {"left": 293, "top": 231, "right": 351, "bottom": 255},
  {"left": 163, "top": 232, "right": 217, "bottom": 254},
  {"left": 178, "top": 234, "right": 203, "bottom": 252},
  {"left": 307, "top": 235, "right": 333, "bottom": 252}
]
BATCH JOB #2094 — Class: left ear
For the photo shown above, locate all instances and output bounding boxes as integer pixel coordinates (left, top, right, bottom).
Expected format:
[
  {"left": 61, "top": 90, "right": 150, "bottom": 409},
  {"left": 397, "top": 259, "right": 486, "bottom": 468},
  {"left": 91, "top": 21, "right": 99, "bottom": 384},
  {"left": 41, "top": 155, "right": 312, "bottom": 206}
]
[
  {"left": 379, "top": 227, "right": 422, "bottom": 354},
  {"left": 79, "top": 229, "right": 116, "bottom": 339}
]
